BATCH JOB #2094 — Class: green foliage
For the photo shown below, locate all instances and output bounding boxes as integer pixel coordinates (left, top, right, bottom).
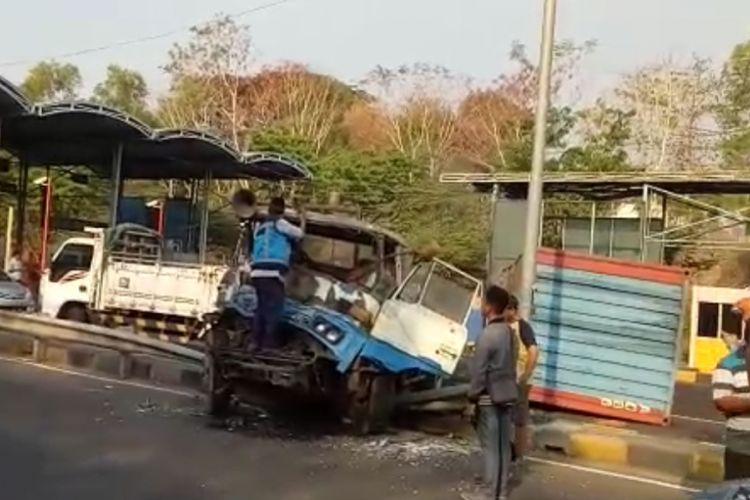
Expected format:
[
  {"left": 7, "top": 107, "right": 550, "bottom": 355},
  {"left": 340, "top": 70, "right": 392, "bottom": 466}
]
[
  {"left": 500, "top": 106, "right": 577, "bottom": 172},
  {"left": 247, "top": 127, "right": 485, "bottom": 268},
  {"left": 250, "top": 126, "right": 426, "bottom": 210},
  {"left": 0, "top": 164, "right": 108, "bottom": 251},
  {"left": 4, "top": 32, "right": 664, "bottom": 272},
  {"left": 388, "top": 184, "right": 488, "bottom": 271},
  {"left": 557, "top": 103, "right": 633, "bottom": 172},
  {"left": 93, "top": 65, "right": 156, "bottom": 125},
  {"left": 316, "top": 150, "right": 426, "bottom": 212},
  {"left": 250, "top": 128, "right": 319, "bottom": 166},
  {"left": 21, "top": 61, "right": 82, "bottom": 102},
  {"left": 719, "top": 40, "right": 750, "bottom": 166}
]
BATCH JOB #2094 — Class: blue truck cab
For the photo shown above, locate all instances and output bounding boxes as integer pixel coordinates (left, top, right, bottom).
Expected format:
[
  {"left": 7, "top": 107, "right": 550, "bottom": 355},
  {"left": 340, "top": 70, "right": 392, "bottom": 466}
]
[{"left": 204, "top": 211, "right": 483, "bottom": 433}]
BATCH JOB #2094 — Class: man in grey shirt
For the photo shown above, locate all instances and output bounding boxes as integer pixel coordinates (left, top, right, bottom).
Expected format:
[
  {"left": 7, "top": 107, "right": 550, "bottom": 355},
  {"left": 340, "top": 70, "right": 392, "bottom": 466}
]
[{"left": 463, "top": 286, "right": 518, "bottom": 500}]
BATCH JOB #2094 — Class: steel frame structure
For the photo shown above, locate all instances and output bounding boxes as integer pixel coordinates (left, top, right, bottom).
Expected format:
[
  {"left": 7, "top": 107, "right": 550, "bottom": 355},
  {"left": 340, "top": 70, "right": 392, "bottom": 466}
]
[{"left": 441, "top": 171, "right": 750, "bottom": 263}]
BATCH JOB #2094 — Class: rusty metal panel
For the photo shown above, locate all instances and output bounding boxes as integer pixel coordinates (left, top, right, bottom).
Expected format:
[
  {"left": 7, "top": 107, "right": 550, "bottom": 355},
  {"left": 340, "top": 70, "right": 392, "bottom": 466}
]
[{"left": 528, "top": 248, "right": 687, "bottom": 425}]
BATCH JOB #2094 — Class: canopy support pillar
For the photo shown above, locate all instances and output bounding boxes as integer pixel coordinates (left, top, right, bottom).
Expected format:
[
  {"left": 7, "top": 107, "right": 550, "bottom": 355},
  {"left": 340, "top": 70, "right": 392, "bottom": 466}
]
[
  {"left": 14, "top": 156, "right": 28, "bottom": 246},
  {"left": 186, "top": 179, "right": 197, "bottom": 252},
  {"left": 109, "top": 143, "right": 124, "bottom": 227},
  {"left": 639, "top": 184, "right": 650, "bottom": 262},
  {"left": 198, "top": 170, "right": 212, "bottom": 265}
]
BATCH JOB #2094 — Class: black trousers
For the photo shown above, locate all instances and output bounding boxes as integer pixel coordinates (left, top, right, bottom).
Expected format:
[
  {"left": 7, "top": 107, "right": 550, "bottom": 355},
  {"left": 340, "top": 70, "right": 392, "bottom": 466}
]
[{"left": 251, "top": 277, "right": 285, "bottom": 350}]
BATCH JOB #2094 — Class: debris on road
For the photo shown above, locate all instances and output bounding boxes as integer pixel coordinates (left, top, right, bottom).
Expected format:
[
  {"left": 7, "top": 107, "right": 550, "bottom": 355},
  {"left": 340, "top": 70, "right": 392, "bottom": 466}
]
[{"left": 323, "top": 433, "right": 475, "bottom": 467}]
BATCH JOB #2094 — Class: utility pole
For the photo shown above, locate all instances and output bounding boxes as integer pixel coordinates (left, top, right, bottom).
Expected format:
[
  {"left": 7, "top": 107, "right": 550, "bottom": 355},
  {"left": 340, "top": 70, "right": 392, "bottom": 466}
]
[{"left": 519, "top": 0, "right": 557, "bottom": 318}]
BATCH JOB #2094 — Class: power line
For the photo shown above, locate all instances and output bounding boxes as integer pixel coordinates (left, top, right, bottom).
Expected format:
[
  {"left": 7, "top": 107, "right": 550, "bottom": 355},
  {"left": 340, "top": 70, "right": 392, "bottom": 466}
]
[{"left": 0, "top": 0, "right": 295, "bottom": 68}]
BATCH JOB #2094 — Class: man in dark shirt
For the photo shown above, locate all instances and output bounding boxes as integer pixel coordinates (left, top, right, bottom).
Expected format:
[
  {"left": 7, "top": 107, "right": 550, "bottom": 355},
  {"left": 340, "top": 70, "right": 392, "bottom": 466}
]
[
  {"left": 505, "top": 294, "right": 539, "bottom": 461},
  {"left": 464, "top": 286, "right": 517, "bottom": 500}
]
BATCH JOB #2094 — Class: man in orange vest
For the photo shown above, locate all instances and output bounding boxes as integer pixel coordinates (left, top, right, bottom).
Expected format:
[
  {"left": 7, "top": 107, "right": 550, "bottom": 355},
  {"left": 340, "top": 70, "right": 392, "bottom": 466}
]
[{"left": 505, "top": 294, "right": 539, "bottom": 462}]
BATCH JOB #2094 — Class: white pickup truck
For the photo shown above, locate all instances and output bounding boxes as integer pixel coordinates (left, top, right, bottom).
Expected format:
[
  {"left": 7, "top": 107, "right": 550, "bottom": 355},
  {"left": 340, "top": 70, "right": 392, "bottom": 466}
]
[{"left": 40, "top": 224, "right": 227, "bottom": 331}]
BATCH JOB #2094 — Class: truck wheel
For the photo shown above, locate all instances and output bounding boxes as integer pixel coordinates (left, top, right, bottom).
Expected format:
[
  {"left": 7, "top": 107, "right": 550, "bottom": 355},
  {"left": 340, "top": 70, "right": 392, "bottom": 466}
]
[
  {"left": 60, "top": 303, "right": 89, "bottom": 323},
  {"left": 205, "top": 352, "right": 232, "bottom": 417},
  {"left": 349, "top": 374, "right": 396, "bottom": 435}
]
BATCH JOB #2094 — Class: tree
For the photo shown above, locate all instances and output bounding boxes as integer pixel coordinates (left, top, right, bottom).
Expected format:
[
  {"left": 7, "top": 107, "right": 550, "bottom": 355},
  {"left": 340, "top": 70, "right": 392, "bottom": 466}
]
[
  {"left": 615, "top": 57, "right": 719, "bottom": 170},
  {"left": 243, "top": 64, "right": 358, "bottom": 153},
  {"left": 158, "top": 76, "right": 217, "bottom": 132},
  {"left": 341, "top": 101, "right": 391, "bottom": 152},
  {"left": 93, "top": 65, "right": 154, "bottom": 124},
  {"left": 247, "top": 127, "right": 486, "bottom": 268},
  {"left": 718, "top": 40, "right": 750, "bottom": 166},
  {"left": 249, "top": 126, "right": 426, "bottom": 210},
  {"left": 21, "top": 61, "right": 82, "bottom": 102},
  {"left": 557, "top": 101, "right": 633, "bottom": 172},
  {"left": 354, "top": 64, "right": 466, "bottom": 176},
  {"left": 388, "top": 183, "right": 488, "bottom": 271},
  {"left": 162, "top": 15, "right": 255, "bottom": 147},
  {"left": 453, "top": 40, "right": 595, "bottom": 172},
  {"left": 454, "top": 88, "right": 530, "bottom": 170}
]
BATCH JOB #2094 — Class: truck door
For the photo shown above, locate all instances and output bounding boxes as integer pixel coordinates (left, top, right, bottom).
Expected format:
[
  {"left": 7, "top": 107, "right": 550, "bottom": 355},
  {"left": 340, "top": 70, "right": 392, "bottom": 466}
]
[
  {"left": 40, "top": 241, "right": 95, "bottom": 318},
  {"left": 370, "top": 259, "right": 483, "bottom": 375}
]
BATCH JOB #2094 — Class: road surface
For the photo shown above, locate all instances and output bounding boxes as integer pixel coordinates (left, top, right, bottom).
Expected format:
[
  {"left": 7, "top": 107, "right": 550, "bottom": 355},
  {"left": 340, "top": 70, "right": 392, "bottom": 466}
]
[{"left": 0, "top": 356, "right": 697, "bottom": 500}]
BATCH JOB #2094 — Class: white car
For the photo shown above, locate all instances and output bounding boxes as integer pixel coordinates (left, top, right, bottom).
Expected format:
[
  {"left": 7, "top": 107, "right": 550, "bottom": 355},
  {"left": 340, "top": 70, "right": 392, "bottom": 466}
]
[{"left": 0, "top": 271, "right": 34, "bottom": 311}]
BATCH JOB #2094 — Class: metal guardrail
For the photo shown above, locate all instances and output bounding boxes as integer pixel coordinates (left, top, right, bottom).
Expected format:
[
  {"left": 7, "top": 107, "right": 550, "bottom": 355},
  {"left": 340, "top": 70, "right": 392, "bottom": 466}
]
[{"left": 0, "top": 311, "right": 205, "bottom": 367}]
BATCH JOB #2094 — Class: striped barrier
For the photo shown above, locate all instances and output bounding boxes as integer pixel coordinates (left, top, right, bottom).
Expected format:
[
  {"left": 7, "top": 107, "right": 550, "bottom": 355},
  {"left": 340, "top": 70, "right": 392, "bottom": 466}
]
[{"left": 0, "top": 311, "right": 204, "bottom": 388}]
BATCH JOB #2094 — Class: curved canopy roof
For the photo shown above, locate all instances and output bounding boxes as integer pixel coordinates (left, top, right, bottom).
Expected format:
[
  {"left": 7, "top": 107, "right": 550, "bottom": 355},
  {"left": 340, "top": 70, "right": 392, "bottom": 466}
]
[
  {"left": 0, "top": 75, "right": 30, "bottom": 118},
  {"left": 243, "top": 152, "right": 313, "bottom": 181},
  {"left": 123, "top": 128, "right": 243, "bottom": 179},
  {"left": 2, "top": 102, "right": 152, "bottom": 167},
  {"left": 0, "top": 86, "right": 312, "bottom": 182}
]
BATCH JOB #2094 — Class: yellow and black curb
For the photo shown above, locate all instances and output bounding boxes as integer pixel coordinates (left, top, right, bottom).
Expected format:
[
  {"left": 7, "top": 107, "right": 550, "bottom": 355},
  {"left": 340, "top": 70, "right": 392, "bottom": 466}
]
[
  {"left": 534, "top": 421, "right": 724, "bottom": 484},
  {"left": 676, "top": 368, "right": 712, "bottom": 385}
]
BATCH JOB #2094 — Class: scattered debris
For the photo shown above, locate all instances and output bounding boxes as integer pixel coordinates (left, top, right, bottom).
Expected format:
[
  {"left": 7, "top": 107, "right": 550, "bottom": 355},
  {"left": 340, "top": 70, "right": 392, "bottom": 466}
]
[
  {"left": 136, "top": 400, "right": 159, "bottom": 414},
  {"left": 322, "top": 434, "right": 476, "bottom": 467}
]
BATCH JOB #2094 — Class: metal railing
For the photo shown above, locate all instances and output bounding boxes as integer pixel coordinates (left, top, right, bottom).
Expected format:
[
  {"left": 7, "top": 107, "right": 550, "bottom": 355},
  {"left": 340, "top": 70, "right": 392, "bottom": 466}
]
[{"left": 0, "top": 311, "right": 204, "bottom": 371}]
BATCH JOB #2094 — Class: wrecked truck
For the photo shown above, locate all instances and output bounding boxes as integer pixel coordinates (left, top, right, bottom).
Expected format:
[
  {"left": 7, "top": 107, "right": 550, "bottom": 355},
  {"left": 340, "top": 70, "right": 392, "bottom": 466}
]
[{"left": 202, "top": 211, "right": 484, "bottom": 433}]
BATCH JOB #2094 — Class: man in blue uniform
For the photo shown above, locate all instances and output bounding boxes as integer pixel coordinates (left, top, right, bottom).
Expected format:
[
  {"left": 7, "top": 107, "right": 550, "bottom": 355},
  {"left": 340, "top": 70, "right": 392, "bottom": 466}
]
[{"left": 250, "top": 196, "right": 304, "bottom": 351}]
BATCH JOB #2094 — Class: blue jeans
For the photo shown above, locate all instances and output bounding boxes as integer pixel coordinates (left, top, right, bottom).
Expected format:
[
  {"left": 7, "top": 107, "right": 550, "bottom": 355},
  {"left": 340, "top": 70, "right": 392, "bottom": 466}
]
[
  {"left": 251, "top": 277, "right": 285, "bottom": 350},
  {"left": 477, "top": 403, "right": 514, "bottom": 499}
]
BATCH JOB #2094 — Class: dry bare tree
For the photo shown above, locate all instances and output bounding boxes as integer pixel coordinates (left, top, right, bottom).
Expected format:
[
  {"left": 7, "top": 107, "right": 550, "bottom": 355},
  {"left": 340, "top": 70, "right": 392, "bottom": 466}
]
[
  {"left": 161, "top": 15, "right": 255, "bottom": 149},
  {"left": 615, "top": 56, "right": 720, "bottom": 170},
  {"left": 243, "top": 63, "right": 352, "bottom": 153},
  {"left": 355, "top": 63, "right": 467, "bottom": 176}
]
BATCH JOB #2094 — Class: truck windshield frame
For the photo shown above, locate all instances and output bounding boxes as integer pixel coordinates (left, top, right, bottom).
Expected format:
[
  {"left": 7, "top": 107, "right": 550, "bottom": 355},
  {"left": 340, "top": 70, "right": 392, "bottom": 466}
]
[{"left": 49, "top": 243, "right": 95, "bottom": 282}]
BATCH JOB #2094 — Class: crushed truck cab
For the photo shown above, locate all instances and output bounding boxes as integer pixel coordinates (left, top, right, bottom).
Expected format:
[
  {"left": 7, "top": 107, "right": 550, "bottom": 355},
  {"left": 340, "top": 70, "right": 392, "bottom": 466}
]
[{"left": 204, "top": 211, "right": 483, "bottom": 433}]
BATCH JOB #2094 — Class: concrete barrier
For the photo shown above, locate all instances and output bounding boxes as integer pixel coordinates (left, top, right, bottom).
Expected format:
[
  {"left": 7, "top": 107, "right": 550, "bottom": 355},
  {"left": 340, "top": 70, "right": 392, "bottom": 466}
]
[
  {"left": 0, "top": 329, "right": 203, "bottom": 393},
  {"left": 534, "top": 420, "right": 724, "bottom": 483}
]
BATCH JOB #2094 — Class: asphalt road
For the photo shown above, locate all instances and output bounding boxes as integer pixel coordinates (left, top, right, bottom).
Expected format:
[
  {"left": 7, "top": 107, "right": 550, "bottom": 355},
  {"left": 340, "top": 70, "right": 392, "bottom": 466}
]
[{"left": 0, "top": 357, "right": 697, "bottom": 500}]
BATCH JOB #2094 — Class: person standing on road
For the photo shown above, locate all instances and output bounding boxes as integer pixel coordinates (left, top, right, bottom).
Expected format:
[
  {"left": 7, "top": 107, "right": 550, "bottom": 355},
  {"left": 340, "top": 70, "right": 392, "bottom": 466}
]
[
  {"left": 713, "top": 337, "right": 750, "bottom": 480},
  {"left": 464, "top": 286, "right": 518, "bottom": 500},
  {"left": 505, "top": 294, "right": 539, "bottom": 462},
  {"left": 250, "top": 196, "right": 304, "bottom": 351}
]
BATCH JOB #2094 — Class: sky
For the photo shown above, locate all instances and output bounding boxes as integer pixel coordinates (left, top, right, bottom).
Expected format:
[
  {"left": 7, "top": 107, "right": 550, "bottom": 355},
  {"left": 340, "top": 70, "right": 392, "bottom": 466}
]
[{"left": 0, "top": 0, "right": 749, "bottom": 102}]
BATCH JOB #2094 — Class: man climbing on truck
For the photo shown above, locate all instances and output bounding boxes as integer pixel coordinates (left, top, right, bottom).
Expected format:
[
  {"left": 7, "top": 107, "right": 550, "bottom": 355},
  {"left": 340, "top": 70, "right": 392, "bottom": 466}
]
[{"left": 250, "top": 196, "right": 304, "bottom": 351}]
